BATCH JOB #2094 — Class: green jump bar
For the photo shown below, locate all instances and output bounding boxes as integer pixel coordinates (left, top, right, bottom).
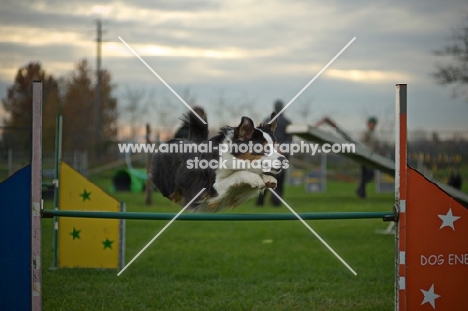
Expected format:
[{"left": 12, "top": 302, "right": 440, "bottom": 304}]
[{"left": 42, "top": 210, "right": 394, "bottom": 221}]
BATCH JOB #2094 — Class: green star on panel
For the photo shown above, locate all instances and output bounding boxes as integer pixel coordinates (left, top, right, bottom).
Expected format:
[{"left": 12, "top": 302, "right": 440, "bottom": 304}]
[
  {"left": 70, "top": 227, "right": 81, "bottom": 240},
  {"left": 80, "top": 189, "right": 91, "bottom": 201},
  {"left": 102, "top": 238, "right": 114, "bottom": 250}
]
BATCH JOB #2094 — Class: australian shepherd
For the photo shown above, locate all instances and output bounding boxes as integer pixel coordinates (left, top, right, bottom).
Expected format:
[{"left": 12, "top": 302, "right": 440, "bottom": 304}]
[{"left": 150, "top": 111, "right": 288, "bottom": 212}]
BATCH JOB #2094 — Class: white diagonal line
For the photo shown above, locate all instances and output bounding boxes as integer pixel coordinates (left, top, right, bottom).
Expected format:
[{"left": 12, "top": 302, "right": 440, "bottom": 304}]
[
  {"left": 118, "top": 36, "right": 207, "bottom": 125},
  {"left": 268, "top": 188, "right": 357, "bottom": 275},
  {"left": 117, "top": 188, "right": 206, "bottom": 276},
  {"left": 269, "top": 37, "right": 356, "bottom": 124}
]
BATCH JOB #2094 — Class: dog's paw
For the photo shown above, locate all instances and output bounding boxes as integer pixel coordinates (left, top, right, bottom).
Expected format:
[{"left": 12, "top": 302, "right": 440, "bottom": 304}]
[
  {"left": 247, "top": 174, "right": 266, "bottom": 189},
  {"left": 261, "top": 175, "right": 277, "bottom": 189}
]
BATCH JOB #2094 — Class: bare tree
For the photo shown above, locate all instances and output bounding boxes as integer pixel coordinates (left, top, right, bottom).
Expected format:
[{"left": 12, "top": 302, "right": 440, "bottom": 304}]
[
  {"left": 297, "top": 98, "right": 314, "bottom": 124},
  {"left": 156, "top": 96, "right": 177, "bottom": 133},
  {"left": 433, "top": 15, "right": 468, "bottom": 101},
  {"left": 237, "top": 94, "right": 260, "bottom": 123},
  {"left": 182, "top": 87, "right": 197, "bottom": 107},
  {"left": 213, "top": 89, "right": 229, "bottom": 128},
  {"left": 123, "top": 85, "right": 148, "bottom": 138}
]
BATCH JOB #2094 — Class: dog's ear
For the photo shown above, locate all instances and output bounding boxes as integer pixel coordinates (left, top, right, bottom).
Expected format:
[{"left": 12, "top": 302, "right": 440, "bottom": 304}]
[
  {"left": 269, "top": 112, "right": 277, "bottom": 133},
  {"left": 236, "top": 116, "right": 255, "bottom": 141}
]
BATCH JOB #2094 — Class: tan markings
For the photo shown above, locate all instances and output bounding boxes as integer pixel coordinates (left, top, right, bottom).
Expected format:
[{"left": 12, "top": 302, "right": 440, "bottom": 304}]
[
  {"left": 170, "top": 190, "right": 183, "bottom": 203},
  {"left": 207, "top": 201, "right": 220, "bottom": 210},
  {"left": 236, "top": 152, "right": 263, "bottom": 161}
]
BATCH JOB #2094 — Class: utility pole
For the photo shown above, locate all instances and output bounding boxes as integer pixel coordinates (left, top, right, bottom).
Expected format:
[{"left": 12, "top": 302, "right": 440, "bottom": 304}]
[{"left": 94, "top": 19, "right": 102, "bottom": 161}]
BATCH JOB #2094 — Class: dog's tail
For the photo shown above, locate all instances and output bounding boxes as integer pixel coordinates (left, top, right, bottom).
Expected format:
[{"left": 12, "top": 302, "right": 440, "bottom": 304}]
[{"left": 181, "top": 110, "right": 208, "bottom": 143}]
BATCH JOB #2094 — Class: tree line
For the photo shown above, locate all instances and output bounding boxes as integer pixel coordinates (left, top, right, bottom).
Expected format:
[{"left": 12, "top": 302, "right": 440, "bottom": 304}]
[{"left": 1, "top": 60, "right": 117, "bottom": 161}]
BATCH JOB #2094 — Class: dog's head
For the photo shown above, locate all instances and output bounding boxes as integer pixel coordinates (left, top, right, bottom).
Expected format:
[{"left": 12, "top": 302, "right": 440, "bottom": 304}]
[{"left": 227, "top": 112, "right": 287, "bottom": 174}]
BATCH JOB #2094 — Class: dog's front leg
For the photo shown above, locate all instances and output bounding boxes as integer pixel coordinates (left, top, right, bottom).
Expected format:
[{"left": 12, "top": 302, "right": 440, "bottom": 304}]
[
  {"left": 261, "top": 174, "right": 277, "bottom": 189},
  {"left": 214, "top": 171, "right": 265, "bottom": 196}
]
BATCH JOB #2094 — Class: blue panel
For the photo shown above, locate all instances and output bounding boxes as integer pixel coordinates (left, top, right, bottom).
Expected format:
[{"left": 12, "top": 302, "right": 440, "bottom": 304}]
[{"left": 0, "top": 165, "right": 31, "bottom": 310}]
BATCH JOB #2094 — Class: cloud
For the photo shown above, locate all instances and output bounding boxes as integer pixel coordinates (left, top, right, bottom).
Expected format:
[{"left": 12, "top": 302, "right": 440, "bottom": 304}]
[
  {"left": 105, "top": 41, "right": 252, "bottom": 59},
  {"left": 325, "top": 69, "right": 412, "bottom": 83}
]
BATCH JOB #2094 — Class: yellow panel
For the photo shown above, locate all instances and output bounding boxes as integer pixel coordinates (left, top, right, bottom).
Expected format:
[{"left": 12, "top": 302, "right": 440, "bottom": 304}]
[
  {"left": 58, "top": 162, "right": 121, "bottom": 268},
  {"left": 380, "top": 173, "right": 395, "bottom": 183},
  {"left": 59, "top": 162, "right": 120, "bottom": 212}
]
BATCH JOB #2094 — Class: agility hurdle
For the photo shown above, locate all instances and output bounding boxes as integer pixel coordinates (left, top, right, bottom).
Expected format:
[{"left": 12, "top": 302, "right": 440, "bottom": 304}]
[
  {"left": 395, "top": 84, "right": 468, "bottom": 310},
  {"left": 0, "top": 81, "right": 42, "bottom": 310},
  {"left": 54, "top": 161, "right": 125, "bottom": 269},
  {"left": 2, "top": 83, "right": 467, "bottom": 310},
  {"left": 47, "top": 115, "right": 124, "bottom": 270},
  {"left": 43, "top": 210, "right": 393, "bottom": 221}
]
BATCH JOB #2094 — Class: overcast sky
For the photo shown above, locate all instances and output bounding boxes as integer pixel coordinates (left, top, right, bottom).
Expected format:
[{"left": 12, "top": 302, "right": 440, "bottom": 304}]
[{"left": 1, "top": 0, "right": 468, "bottom": 137}]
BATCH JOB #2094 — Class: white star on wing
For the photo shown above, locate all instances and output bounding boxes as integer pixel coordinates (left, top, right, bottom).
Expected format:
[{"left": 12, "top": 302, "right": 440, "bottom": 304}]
[
  {"left": 438, "top": 208, "right": 461, "bottom": 230},
  {"left": 421, "top": 284, "right": 441, "bottom": 309}
]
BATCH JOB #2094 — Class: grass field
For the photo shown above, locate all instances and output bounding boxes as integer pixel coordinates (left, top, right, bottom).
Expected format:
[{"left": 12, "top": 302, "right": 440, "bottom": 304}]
[{"left": 42, "top": 180, "right": 396, "bottom": 310}]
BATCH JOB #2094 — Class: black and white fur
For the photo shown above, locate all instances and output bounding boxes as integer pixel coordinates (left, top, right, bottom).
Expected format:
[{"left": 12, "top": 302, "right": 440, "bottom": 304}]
[{"left": 150, "top": 111, "right": 287, "bottom": 212}]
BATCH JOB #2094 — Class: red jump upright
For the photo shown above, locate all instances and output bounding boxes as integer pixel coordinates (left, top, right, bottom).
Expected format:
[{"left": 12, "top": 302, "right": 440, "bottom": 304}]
[{"left": 396, "top": 84, "right": 468, "bottom": 310}]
